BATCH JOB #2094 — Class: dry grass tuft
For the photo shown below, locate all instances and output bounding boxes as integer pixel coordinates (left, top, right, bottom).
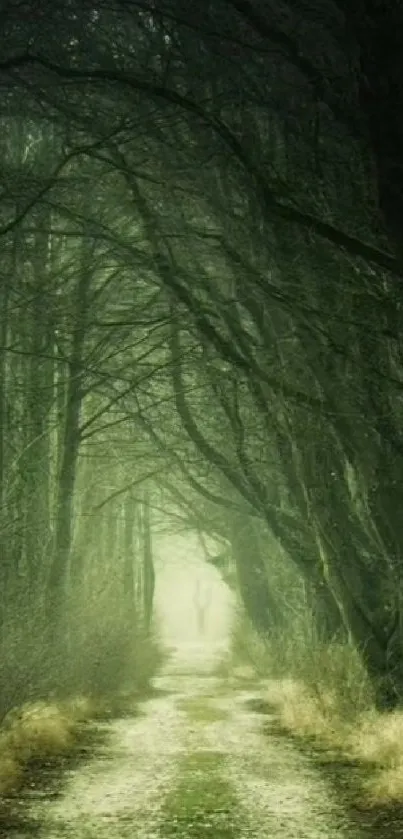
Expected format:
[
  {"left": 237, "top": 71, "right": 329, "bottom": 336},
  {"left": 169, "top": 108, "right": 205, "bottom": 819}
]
[
  {"left": 364, "top": 766, "right": 403, "bottom": 805},
  {"left": 349, "top": 710, "right": 403, "bottom": 768},
  {"left": 0, "top": 702, "right": 77, "bottom": 797},
  {"left": 1, "top": 702, "right": 77, "bottom": 769},
  {"left": 0, "top": 695, "right": 98, "bottom": 798},
  {"left": 347, "top": 710, "right": 403, "bottom": 805},
  {"left": 264, "top": 679, "right": 351, "bottom": 748},
  {"left": 230, "top": 606, "right": 403, "bottom": 806},
  {"left": 265, "top": 679, "right": 403, "bottom": 805},
  {"left": 0, "top": 609, "right": 166, "bottom": 812},
  {"left": 0, "top": 686, "right": 149, "bottom": 795}
]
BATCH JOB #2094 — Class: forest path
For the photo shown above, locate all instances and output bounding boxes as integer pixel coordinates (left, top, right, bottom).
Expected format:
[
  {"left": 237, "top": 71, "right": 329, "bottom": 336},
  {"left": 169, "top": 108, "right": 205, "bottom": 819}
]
[{"left": 9, "top": 643, "right": 367, "bottom": 839}]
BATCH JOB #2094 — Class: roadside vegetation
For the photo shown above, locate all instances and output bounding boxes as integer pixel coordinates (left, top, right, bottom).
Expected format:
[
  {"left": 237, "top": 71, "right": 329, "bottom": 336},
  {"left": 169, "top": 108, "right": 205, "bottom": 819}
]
[
  {"left": 0, "top": 621, "right": 165, "bottom": 809},
  {"left": 228, "top": 606, "right": 403, "bottom": 808}
]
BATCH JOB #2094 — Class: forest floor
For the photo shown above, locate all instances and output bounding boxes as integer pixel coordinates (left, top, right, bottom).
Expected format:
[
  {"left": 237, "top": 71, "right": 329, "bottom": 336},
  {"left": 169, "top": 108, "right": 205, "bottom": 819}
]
[{"left": 3, "top": 642, "right": 403, "bottom": 839}]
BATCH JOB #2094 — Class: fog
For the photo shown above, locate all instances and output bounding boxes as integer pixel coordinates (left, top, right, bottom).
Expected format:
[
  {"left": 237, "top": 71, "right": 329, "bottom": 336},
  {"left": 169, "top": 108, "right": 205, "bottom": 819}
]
[{"left": 153, "top": 534, "right": 236, "bottom": 652}]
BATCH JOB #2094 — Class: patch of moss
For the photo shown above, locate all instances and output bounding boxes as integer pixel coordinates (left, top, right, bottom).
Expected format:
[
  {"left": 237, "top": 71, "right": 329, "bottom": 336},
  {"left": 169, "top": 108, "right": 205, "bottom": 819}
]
[{"left": 161, "top": 751, "right": 241, "bottom": 838}]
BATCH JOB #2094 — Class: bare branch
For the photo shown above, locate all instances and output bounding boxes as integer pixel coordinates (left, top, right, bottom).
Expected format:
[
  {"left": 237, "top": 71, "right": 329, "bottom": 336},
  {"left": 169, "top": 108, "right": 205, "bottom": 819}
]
[{"left": 4, "top": 52, "right": 401, "bottom": 276}]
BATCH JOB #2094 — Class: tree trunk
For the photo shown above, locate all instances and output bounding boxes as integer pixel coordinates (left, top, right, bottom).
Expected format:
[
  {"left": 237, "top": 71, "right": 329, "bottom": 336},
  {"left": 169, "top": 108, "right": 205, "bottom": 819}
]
[
  {"left": 313, "top": 520, "right": 401, "bottom": 709},
  {"left": 230, "top": 514, "right": 279, "bottom": 636},
  {"left": 0, "top": 243, "right": 11, "bottom": 630},
  {"left": 22, "top": 226, "right": 54, "bottom": 594},
  {"left": 46, "top": 235, "right": 92, "bottom": 632},
  {"left": 141, "top": 492, "right": 155, "bottom": 632},
  {"left": 305, "top": 577, "right": 347, "bottom": 643},
  {"left": 123, "top": 492, "right": 137, "bottom": 621}
]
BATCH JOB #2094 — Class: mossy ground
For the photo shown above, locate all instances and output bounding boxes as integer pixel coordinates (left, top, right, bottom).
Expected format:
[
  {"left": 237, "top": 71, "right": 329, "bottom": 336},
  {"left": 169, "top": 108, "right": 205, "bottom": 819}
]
[
  {"left": 159, "top": 688, "right": 243, "bottom": 838},
  {"left": 160, "top": 750, "right": 241, "bottom": 838}
]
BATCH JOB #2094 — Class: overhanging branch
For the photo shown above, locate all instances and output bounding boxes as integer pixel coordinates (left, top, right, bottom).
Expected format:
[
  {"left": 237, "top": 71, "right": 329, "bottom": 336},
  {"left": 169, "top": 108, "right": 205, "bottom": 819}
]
[{"left": 3, "top": 52, "right": 401, "bottom": 277}]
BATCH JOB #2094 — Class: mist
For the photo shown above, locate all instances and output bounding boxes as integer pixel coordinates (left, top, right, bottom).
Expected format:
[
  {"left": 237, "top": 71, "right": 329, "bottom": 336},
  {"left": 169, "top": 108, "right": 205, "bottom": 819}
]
[{"left": 154, "top": 534, "right": 236, "bottom": 652}]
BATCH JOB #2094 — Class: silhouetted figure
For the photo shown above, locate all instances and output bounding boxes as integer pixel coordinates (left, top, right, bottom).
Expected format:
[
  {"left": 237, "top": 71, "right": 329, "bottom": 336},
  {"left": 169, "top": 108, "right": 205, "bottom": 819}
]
[{"left": 193, "top": 579, "right": 212, "bottom": 636}]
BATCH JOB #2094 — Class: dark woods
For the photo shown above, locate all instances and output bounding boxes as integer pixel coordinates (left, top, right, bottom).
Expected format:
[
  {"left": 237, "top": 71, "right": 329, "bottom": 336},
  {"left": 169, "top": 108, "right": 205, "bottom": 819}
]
[{"left": 0, "top": 0, "right": 402, "bottom": 712}]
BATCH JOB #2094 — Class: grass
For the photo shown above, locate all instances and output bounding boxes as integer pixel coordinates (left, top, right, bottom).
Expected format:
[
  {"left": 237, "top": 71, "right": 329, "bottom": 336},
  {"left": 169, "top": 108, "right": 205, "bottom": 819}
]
[
  {"left": 349, "top": 710, "right": 403, "bottom": 805},
  {"left": 0, "top": 619, "right": 166, "bottom": 835},
  {"left": 263, "top": 680, "right": 403, "bottom": 806},
  {"left": 160, "top": 750, "right": 241, "bottom": 838},
  {"left": 0, "top": 698, "right": 90, "bottom": 796},
  {"left": 271, "top": 677, "right": 403, "bottom": 807},
  {"left": 0, "top": 692, "right": 137, "bottom": 798},
  {"left": 228, "top": 607, "right": 403, "bottom": 808}
]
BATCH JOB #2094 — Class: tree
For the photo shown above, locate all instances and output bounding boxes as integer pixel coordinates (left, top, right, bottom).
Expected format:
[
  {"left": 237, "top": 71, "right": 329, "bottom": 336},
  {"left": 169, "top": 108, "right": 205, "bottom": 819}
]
[{"left": 1, "top": 0, "right": 403, "bottom": 708}]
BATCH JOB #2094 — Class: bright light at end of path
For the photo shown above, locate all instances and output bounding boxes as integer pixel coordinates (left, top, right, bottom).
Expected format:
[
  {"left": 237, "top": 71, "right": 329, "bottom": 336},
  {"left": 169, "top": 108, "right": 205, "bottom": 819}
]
[{"left": 153, "top": 534, "right": 236, "bottom": 650}]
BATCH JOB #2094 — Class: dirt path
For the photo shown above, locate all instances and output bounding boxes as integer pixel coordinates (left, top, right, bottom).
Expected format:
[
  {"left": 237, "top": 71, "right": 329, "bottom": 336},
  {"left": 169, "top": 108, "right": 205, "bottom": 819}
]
[{"left": 8, "top": 644, "right": 367, "bottom": 838}]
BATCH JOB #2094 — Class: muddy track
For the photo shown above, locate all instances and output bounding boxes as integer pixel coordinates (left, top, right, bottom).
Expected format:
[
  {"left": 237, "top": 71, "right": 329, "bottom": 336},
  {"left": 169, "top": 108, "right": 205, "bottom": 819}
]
[{"left": 2, "top": 644, "right": 394, "bottom": 839}]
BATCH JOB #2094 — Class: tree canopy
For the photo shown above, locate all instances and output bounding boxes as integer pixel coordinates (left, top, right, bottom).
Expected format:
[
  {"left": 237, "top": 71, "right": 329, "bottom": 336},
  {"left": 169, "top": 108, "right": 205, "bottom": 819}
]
[{"left": 0, "top": 0, "right": 403, "bottom": 710}]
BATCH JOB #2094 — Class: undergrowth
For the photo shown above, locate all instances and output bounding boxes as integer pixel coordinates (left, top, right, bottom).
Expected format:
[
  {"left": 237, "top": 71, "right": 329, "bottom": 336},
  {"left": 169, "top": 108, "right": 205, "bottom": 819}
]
[
  {"left": 229, "top": 606, "right": 403, "bottom": 807},
  {"left": 0, "top": 614, "right": 166, "bottom": 807}
]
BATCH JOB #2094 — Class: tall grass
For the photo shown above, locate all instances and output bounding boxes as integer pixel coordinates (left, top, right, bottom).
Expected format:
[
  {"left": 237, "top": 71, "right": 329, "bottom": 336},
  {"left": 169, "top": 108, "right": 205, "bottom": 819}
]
[
  {"left": 0, "top": 597, "right": 166, "bottom": 802},
  {"left": 0, "top": 697, "right": 91, "bottom": 795},
  {"left": 229, "top": 605, "right": 403, "bottom": 806}
]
